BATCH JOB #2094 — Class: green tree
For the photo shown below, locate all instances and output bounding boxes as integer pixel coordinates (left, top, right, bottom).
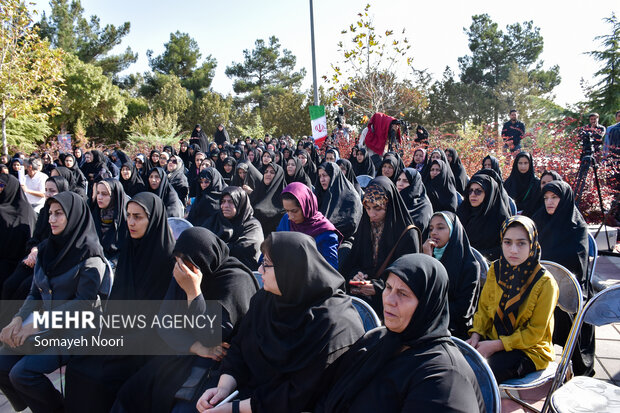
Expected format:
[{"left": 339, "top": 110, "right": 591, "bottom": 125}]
[
  {"left": 55, "top": 53, "right": 127, "bottom": 137},
  {"left": 458, "top": 14, "right": 560, "bottom": 125},
  {"left": 324, "top": 4, "right": 426, "bottom": 123},
  {"left": 147, "top": 31, "right": 216, "bottom": 98},
  {"left": 586, "top": 13, "right": 620, "bottom": 125},
  {"left": 38, "top": 0, "right": 137, "bottom": 78},
  {"left": 225, "top": 36, "right": 305, "bottom": 111},
  {"left": 1, "top": 0, "right": 65, "bottom": 155},
  {"left": 150, "top": 74, "right": 191, "bottom": 117},
  {"left": 261, "top": 88, "right": 309, "bottom": 137},
  {"left": 181, "top": 91, "right": 234, "bottom": 135}
]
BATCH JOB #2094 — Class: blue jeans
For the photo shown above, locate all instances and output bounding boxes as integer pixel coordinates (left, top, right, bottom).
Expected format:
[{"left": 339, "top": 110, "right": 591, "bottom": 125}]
[{"left": 0, "top": 348, "right": 69, "bottom": 413}]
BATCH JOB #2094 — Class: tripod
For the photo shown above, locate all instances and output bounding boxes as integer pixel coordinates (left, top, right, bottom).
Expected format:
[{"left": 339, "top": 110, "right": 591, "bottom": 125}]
[{"left": 574, "top": 154, "right": 613, "bottom": 252}]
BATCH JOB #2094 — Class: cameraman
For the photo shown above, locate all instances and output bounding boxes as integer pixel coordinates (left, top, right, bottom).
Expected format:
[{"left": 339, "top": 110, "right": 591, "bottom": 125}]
[
  {"left": 501, "top": 109, "right": 526, "bottom": 152},
  {"left": 579, "top": 112, "right": 606, "bottom": 159}
]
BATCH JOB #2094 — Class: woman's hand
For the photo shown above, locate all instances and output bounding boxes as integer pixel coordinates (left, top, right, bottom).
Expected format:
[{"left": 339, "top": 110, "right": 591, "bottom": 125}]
[
  {"left": 13, "top": 322, "right": 39, "bottom": 347},
  {"left": 23, "top": 247, "right": 38, "bottom": 268},
  {"left": 352, "top": 272, "right": 367, "bottom": 282},
  {"left": 197, "top": 387, "right": 232, "bottom": 412},
  {"left": 475, "top": 339, "right": 504, "bottom": 358},
  {"left": 422, "top": 239, "right": 436, "bottom": 256},
  {"left": 190, "top": 341, "right": 230, "bottom": 361},
  {"left": 0, "top": 317, "right": 22, "bottom": 347},
  {"left": 465, "top": 332, "right": 481, "bottom": 348},
  {"left": 173, "top": 257, "right": 202, "bottom": 303},
  {"left": 242, "top": 185, "right": 253, "bottom": 195}
]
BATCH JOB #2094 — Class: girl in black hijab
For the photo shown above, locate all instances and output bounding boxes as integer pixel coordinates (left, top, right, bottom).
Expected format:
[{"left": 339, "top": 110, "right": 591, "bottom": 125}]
[
  {"left": 340, "top": 176, "right": 421, "bottom": 315},
  {"left": 315, "top": 162, "right": 363, "bottom": 242},
  {"left": 178, "top": 141, "right": 190, "bottom": 168},
  {"left": 119, "top": 162, "right": 146, "bottom": 197},
  {"left": 0, "top": 174, "right": 37, "bottom": 290},
  {"left": 196, "top": 232, "right": 365, "bottom": 413},
  {"left": 422, "top": 212, "right": 480, "bottom": 338},
  {"left": 62, "top": 154, "right": 88, "bottom": 193},
  {"left": 143, "top": 150, "right": 161, "bottom": 177},
  {"left": 248, "top": 161, "right": 286, "bottom": 237},
  {"left": 112, "top": 227, "right": 259, "bottom": 413},
  {"left": 187, "top": 167, "right": 227, "bottom": 226},
  {"left": 82, "top": 150, "right": 111, "bottom": 196},
  {"left": 351, "top": 147, "right": 376, "bottom": 177},
  {"left": 422, "top": 148, "right": 454, "bottom": 182},
  {"left": 213, "top": 124, "right": 229, "bottom": 147},
  {"left": 91, "top": 179, "right": 129, "bottom": 266},
  {"left": 0, "top": 192, "right": 106, "bottom": 413},
  {"left": 146, "top": 167, "right": 184, "bottom": 218},
  {"left": 336, "top": 159, "right": 363, "bottom": 196},
  {"left": 504, "top": 152, "right": 541, "bottom": 217},
  {"left": 445, "top": 147, "right": 469, "bottom": 195},
  {"left": 190, "top": 124, "right": 209, "bottom": 152},
  {"left": 218, "top": 157, "right": 236, "bottom": 186},
  {"left": 203, "top": 186, "right": 264, "bottom": 270},
  {"left": 166, "top": 155, "right": 189, "bottom": 204},
  {"left": 482, "top": 155, "right": 503, "bottom": 180},
  {"left": 258, "top": 149, "right": 275, "bottom": 174},
  {"left": 316, "top": 254, "right": 485, "bottom": 413},
  {"left": 395, "top": 168, "right": 433, "bottom": 235},
  {"left": 231, "top": 161, "right": 262, "bottom": 192},
  {"left": 187, "top": 149, "right": 205, "bottom": 198},
  {"left": 298, "top": 149, "right": 317, "bottom": 183},
  {"left": 423, "top": 159, "right": 458, "bottom": 213},
  {"left": 51, "top": 166, "right": 88, "bottom": 199},
  {"left": 457, "top": 173, "right": 512, "bottom": 261},
  {"left": 377, "top": 153, "right": 402, "bottom": 184},
  {"left": 533, "top": 180, "right": 594, "bottom": 376},
  {"left": 284, "top": 156, "right": 313, "bottom": 188}
]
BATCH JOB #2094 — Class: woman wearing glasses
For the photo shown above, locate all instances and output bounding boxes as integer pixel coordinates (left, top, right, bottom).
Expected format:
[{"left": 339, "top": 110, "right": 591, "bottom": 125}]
[{"left": 457, "top": 173, "right": 512, "bottom": 261}]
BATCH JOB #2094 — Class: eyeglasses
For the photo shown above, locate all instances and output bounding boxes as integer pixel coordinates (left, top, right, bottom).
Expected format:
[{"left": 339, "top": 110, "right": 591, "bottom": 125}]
[
  {"left": 169, "top": 159, "right": 177, "bottom": 164},
  {"left": 260, "top": 261, "right": 274, "bottom": 269},
  {"left": 468, "top": 188, "right": 484, "bottom": 196}
]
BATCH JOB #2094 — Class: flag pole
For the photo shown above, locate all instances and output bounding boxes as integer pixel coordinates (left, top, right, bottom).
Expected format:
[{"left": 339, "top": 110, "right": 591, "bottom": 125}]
[{"left": 309, "top": 0, "right": 319, "bottom": 106}]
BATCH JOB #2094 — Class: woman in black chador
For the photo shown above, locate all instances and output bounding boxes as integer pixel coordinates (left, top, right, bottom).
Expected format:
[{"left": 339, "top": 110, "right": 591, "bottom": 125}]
[
  {"left": 504, "top": 152, "right": 541, "bottom": 217},
  {"left": 196, "top": 232, "right": 364, "bottom": 413}
]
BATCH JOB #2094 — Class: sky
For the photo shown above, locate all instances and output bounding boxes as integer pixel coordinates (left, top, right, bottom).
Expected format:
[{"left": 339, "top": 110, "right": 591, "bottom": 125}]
[{"left": 29, "top": 0, "right": 618, "bottom": 108}]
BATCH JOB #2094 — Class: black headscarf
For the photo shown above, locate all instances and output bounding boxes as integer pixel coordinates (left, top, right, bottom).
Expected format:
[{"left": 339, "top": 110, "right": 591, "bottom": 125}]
[
  {"left": 422, "top": 149, "right": 455, "bottom": 183},
  {"left": 231, "top": 161, "right": 262, "bottom": 190},
  {"left": 82, "top": 150, "right": 108, "bottom": 179},
  {"left": 28, "top": 176, "right": 70, "bottom": 250},
  {"left": 321, "top": 253, "right": 451, "bottom": 412},
  {"left": 284, "top": 157, "right": 312, "bottom": 188},
  {"left": 119, "top": 161, "right": 146, "bottom": 197},
  {"left": 91, "top": 179, "right": 129, "bottom": 258},
  {"left": 167, "top": 155, "right": 189, "bottom": 196},
  {"left": 38, "top": 192, "right": 105, "bottom": 277},
  {"left": 336, "top": 159, "right": 363, "bottom": 196},
  {"left": 203, "top": 186, "right": 256, "bottom": 244},
  {"left": 423, "top": 159, "right": 458, "bottom": 213},
  {"left": 235, "top": 232, "right": 364, "bottom": 373},
  {"left": 146, "top": 167, "right": 183, "bottom": 217},
  {"left": 214, "top": 125, "right": 230, "bottom": 146},
  {"left": 0, "top": 174, "right": 37, "bottom": 269},
  {"left": 187, "top": 167, "right": 227, "bottom": 226},
  {"left": 493, "top": 216, "right": 545, "bottom": 336},
  {"left": 481, "top": 155, "right": 503, "bottom": 180},
  {"left": 190, "top": 125, "right": 209, "bottom": 152},
  {"left": 377, "top": 154, "right": 402, "bottom": 184},
  {"left": 532, "top": 181, "right": 588, "bottom": 282},
  {"left": 298, "top": 149, "right": 318, "bottom": 183},
  {"left": 430, "top": 212, "right": 480, "bottom": 338},
  {"left": 53, "top": 166, "right": 87, "bottom": 199},
  {"left": 110, "top": 192, "right": 175, "bottom": 300},
  {"left": 143, "top": 150, "right": 161, "bottom": 177},
  {"left": 249, "top": 162, "right": 286, "bottom": 236},
  {"left": 457, "top": 173, "right": 511, "bottom": 261},
  {"left": 399, "top": 168, "right": 433, "bottom": 235},
  {"left": 173, "top": 227, "right": 258, "bottom": 324},
  {"left": 351, "top": 147, "right": 375, "bottom": 177},
  {"left": 504, "top": 152, "right": 541, "bottom": 217},
  {"left": 63, "top": 153, "right": 88, "bottom": 189},
  {"left": 218, "top": 157, "right": 237, "bottom": 186},
  {"left": 315, "top": 162, "right": 363, "bottom": 240},
  {"left": 445, "top": 148, "right": 469, "bottom": 195}
]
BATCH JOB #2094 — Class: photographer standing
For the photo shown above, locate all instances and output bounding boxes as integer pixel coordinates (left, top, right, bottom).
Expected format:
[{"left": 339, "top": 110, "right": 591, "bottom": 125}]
[
  {"left": 501, "top": 109, "right": 525, "bottom": 152},
  {"left": 579, "top": 113, "right": 606, "bottom": 159}
]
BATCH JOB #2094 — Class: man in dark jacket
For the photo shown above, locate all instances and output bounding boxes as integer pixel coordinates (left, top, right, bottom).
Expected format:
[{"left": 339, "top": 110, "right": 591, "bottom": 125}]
[{"left": 501, "top": 109, "right": 525, "bottom": 151}]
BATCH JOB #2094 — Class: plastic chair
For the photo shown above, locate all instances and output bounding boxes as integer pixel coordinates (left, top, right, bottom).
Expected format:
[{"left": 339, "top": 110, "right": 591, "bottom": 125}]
[
  {"left": 549, "top": 284, "right": 620, "bottom": 412},
  {"left": 167, "top": 217, "right": 193, "bottom": 240},
  {"left": 471, "top": 248, "right": 489, "bottom": 286},
  {"left": 508, "top": 197, "right": 517, "bottom": 215},
  {"left": 356, "top": 175, "right": 373, "bottom": 189},
  {"left": 252, "top": 271, "right": 264, "bottom": 289},
  {"left": 452, "top": 337, "right": 501, "bottom": 413},
  {"left": 586, "top": 232, "right": 597, "bottom": 291},
  {"left": 350, "top": 296, "right": 381, "bottom": 332},
  {"left": 499, "top": 260, "right": 584, "bottom": 413}
]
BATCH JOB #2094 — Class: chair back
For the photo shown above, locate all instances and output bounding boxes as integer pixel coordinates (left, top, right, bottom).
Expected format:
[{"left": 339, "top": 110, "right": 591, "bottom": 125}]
[
  {"left": 167, "top": 217, "right": 193, "bottom": 240},
  {"left": 252, "top": 271, "right": 264, "bottom": 289},
  {"left": 586, "top": 232, "right": 598, "bottom": 288},
  {"left": 350, "top": 296, "right": 381, "bottom": 332},
  {"left": 471, "top": 248, "right": 489, "bottom": 285},
  {"left": 451, "top": 337, "right": 501, "bottom": 413},
  {"left": 356, "top": 175, "right": 373, "bottom": 189},
  {"left": 456, "top": 192, "right": 464, "bottom": 206},
  {"left": 583, "top": 284, "right": 620, "bottom": 327}
]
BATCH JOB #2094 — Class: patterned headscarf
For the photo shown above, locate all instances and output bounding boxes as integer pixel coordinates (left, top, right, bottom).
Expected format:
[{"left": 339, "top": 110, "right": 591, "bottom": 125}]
[
  {"left": 493, "top": 215, "right": 545, "bottom": 336},
  {"left": 362, "top": 183, "right": 388, "bottom": 210}
]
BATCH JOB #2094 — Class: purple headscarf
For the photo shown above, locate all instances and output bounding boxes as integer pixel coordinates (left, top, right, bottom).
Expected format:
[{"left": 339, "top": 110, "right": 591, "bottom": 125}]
[{"left": 282, "top": 182, "right": 342, "bottom": 242}]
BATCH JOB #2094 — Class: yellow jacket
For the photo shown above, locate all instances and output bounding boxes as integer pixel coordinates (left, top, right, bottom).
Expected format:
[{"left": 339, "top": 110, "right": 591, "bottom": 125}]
[{"left": 469, "top": 264, "right": 559, "bottom": 370}]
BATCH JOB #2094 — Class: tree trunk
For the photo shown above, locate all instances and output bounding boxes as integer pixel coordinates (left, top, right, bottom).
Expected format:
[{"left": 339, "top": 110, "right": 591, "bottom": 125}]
[{"left": 2, "top": 102, "right": 7, "bottom": 156}]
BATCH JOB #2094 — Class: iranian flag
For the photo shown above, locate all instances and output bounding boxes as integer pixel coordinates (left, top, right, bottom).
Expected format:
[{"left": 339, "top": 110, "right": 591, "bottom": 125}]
[{"left": 309, "top": 105, "right": 328, "bottom": 145}]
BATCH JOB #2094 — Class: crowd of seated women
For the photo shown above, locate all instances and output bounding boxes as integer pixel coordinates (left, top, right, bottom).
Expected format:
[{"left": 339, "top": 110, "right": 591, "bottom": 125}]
[{"left": 0, "top": 135, "right": 597, "bottom": 412}]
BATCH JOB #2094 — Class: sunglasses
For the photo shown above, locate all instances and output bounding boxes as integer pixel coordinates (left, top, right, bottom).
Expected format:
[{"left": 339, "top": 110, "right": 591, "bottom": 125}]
[
  {"left": 169, "top": 159, "right": 177, "bottom": 164},
  {"left": 468, "top": 188, "right": 484, "bottom": 196}
]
